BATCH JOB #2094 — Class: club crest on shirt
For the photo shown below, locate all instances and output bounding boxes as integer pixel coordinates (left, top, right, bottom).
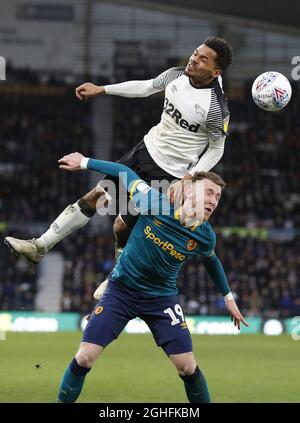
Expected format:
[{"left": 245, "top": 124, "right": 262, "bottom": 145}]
[
  {"left": 171, "top": 84, "right": 177, "bottom": 93},
  {"left": 95, "top": 306, "right": 103, "bottom": 315},
  {"left": 194, "top": 103, "right": 205, "bottom": 117},
  {"left": 187, "top": 239, "right": 198, "bottom": 251}
]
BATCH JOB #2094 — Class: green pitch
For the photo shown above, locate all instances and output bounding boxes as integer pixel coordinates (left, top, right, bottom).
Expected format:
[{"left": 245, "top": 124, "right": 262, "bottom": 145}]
[{"left": 0, "top": 332, "right": 299, "bottom": 403}]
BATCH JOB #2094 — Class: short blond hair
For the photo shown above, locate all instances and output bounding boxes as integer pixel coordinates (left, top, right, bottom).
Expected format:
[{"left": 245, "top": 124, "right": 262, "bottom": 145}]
[{"left": 191, "top": 171, "right": 226, "bottom": 191}]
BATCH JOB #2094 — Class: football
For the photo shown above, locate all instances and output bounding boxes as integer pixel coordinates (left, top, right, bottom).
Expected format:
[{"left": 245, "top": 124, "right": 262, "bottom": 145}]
[{"left": 251, "top": 71, "right": 292, "bottom": 111}]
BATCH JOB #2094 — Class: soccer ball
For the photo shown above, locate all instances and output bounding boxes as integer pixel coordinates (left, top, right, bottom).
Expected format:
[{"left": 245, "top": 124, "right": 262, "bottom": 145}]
[{"left": 251, "top": 71, "right": 292, "bottom": 111}]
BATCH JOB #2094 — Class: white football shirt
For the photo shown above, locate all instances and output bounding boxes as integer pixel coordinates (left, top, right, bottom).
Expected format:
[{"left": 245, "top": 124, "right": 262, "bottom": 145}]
[{"left": 105, "top": 67, "right": 230, "bottom": 178}]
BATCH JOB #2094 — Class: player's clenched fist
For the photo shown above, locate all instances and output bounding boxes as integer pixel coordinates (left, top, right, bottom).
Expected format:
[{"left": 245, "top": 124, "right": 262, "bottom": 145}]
[
  {"left": 75, "top": 82, "right": 105, "bottom": 100},
  {"left": 58, "top": 152, "right": 85, "bottom": 171}
]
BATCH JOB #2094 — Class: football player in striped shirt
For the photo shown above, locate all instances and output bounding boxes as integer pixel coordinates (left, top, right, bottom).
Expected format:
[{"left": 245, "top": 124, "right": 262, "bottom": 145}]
[{"left": 5, "top": 37, "right": 233, "bottom": 300}]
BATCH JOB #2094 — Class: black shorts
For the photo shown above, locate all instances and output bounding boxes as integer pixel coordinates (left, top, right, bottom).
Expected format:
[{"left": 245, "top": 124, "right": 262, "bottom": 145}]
[{"left": 100, "top": 140, "right": 178, "bottom": 229}]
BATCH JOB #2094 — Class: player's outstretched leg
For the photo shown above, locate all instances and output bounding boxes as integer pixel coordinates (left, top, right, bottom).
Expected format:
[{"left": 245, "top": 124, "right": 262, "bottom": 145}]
[
  {"left": 57, "top": 342, "right": 103, "bottom": 403},
  {"left": 93, "top": 214, "right": 130, "bottom": 300},
  {"left": 4, "top": 187, "right": 105, "bottom": 264},
  {"left": 169, "top": 352, "right": 211, "bottom": 403}
]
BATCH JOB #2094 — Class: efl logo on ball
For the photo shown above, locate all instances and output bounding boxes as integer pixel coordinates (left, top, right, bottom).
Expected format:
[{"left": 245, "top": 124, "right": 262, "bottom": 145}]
[{"left": 251, "top": 71, "right": 292, "bottom": 111}]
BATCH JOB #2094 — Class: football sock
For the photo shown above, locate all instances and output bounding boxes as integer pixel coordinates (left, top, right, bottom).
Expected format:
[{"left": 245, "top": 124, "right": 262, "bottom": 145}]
[
  {"left": 57, "top": 358, "right": 91, "bottom": 403},
  {"left": 179, "top": 366, "right": 211, "bottom": 403},
  {"left": 36, "top": 201, "right": 93, "bottom": 253}
]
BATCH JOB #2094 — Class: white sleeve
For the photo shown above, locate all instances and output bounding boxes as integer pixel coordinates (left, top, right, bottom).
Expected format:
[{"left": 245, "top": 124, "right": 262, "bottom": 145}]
[
  {"left": 104, "top": 79, "right": 160, "bottom": 98},
  {"left": 104, "top": 67, "right": 185, "bottom": 98},
  {"left": 188, "top": 138, "right": 225, "bottom": 174}
]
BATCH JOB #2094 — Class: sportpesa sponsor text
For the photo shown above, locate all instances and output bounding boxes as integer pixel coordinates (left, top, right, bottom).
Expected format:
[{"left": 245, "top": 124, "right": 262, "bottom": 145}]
[{"left": 144, "top": 225, "right": 186, "bottom": 261}]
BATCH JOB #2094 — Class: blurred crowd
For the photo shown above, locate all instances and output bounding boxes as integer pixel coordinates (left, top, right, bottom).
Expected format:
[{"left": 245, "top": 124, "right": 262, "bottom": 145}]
[
  {"left": 179, "top": 233, "right": 300, "bottom": 318},
  {"left": 0, "top": 87, "right": 93, "bottom": 222},
  {"left": 59, "top": 232, "right": 115, "bottom": 314},
  {"left": 0, "top": 72, "right": 299, "bottom": 317},
  {"left": 58, "top": 231, "right": 300, "bottom": 318},
  {"left": 2, "top": 228, "right": 299, "bottom": 317}
]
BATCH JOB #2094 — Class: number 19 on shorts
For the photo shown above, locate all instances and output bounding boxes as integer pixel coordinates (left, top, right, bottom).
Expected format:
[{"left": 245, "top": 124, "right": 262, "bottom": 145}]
[{"left": 164, "top": 304, "right": 185, "bottom": 326}]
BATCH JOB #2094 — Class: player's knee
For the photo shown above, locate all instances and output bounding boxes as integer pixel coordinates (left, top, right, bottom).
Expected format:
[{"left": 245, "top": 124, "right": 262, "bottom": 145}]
[
  {"left": 113, "top": 216, "right": 130, "bottom": 246},
  {"left": 75, "top": 347, "right": 99, "bottom": 368},
  {"left": 75, "top": 342, "right": 103, "bottom": 368},
  {"left": 171, "top": 353, "right": 197, "bottom": 376},
  {"left": 81, "top": 187, "right": 104, "bottom": 210},
  {"left": 179, "top": 362, "right": 197, "bottom": 376},
  {"left": 75, "top": 351, "right": 94, "bottom": 368},
  {"left": 113, "top": 215, "right": 126, "bottom": 235}
]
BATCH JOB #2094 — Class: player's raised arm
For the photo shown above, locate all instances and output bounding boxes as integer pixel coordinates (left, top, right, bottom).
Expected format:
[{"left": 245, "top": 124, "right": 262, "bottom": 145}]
[
  {"left": 75, "top": 67, "right": 183, "bottom": 100},
  {"left": 202, "top": 252, "right": 249, "bottom": 330},
  {"left": 58, "top": 152, "right": 140, "bottom": 186},
  {"left": 58, "top": 153, "right": 163, "bottom": 214},
  {"left": 75, "top": 82, "right": 105, "bottom": 100},
  {"left": 75, "top": 80, "right": 157, "bottom": 100}
]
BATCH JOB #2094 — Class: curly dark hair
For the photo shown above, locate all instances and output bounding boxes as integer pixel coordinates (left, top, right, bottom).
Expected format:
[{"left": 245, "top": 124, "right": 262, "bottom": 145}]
[{"left": 204, "top": 37, "right": 233, "bottom": 71}]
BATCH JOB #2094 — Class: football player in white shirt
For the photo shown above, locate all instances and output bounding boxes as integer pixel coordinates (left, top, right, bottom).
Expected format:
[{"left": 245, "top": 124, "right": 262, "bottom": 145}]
[{"left": 5, "top": 37, "right": 233, "bottom": 299}]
